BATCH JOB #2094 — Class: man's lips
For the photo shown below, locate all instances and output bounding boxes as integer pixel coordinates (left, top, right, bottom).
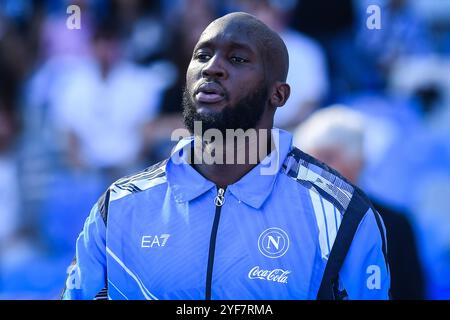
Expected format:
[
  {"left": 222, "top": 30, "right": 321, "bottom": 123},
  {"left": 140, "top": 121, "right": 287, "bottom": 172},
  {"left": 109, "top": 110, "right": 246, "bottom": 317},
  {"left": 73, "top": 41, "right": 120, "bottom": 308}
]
[
  {"left": 194, "top": 82, "right": 226, "bottom": 104},
  {"left": 195, "top": 92, "right": 225, "bottom": 103}
]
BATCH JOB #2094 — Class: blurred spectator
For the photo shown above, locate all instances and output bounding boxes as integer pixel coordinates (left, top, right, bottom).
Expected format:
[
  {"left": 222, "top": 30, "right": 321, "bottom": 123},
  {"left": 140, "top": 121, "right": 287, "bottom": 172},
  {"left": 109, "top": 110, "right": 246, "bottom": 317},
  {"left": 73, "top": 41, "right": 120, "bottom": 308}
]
[
  {"left": 233, "top": 0, "right": 329, "bottom": 131},
  {"left": 388, "top": 55, "right": 450, "bottom": 119},
  {"left": 293, "top": 106, "right": 426, "bottom": 299},
  {"left": 39, "top": 21, "right": 175, "bottom": 178},
  {"left": 340, "top": 93, "right": 423, "bottom": 206}
]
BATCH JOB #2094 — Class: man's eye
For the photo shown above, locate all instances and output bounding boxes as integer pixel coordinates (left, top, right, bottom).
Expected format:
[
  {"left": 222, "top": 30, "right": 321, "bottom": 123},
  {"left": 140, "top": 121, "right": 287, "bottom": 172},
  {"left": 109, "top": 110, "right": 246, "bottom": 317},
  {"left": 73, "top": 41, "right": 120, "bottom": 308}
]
[
  {"left": 230, "top": 57, "right": 247, "bottom": 63},
  {"left": 196, "top": 53, "right": 211, "bottom": 61}
]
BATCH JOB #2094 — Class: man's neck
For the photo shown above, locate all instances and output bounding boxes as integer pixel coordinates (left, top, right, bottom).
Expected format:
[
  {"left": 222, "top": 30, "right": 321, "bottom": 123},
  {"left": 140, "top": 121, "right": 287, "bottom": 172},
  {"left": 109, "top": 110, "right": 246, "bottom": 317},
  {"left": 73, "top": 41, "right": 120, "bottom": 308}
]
[{"left": 190, "top": 128, "right": 274, "bottom": 188}]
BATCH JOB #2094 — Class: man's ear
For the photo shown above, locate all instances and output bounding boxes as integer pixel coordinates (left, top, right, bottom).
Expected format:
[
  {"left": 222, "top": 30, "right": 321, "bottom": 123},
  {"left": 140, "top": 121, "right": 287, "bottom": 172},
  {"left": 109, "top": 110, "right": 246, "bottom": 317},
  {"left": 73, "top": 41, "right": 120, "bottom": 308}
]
[{"left": 269, "top": 82, "right": 290, "bottom": 108}]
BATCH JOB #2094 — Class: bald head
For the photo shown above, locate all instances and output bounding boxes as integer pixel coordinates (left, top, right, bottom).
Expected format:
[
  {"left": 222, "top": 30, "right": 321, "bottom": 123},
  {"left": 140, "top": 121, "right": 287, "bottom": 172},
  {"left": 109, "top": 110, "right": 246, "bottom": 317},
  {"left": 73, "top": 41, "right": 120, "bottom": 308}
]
[
  {"left": 185, "top": 12, "right": 291, "bottom": 133},
  {"left": 200, "top": 12, "right": 289, "bottom": 83},
  {"left": 293, "top": 105, "right": 366, "bottom": 183}
]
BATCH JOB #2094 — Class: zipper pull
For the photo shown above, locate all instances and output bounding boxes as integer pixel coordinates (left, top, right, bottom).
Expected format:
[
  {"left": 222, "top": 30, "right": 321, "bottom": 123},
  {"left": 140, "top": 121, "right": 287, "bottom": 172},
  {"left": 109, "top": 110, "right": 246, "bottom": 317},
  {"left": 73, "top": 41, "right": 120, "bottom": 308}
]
[{"left": 214, "top": 188, "right": 225, "bottom": 207}]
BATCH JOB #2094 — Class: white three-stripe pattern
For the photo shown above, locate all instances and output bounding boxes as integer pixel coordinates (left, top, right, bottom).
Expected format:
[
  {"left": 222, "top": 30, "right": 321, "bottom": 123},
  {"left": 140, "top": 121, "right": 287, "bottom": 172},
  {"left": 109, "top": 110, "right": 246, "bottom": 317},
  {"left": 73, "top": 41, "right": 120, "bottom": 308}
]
[
  {"left": 297, "top": 164, "right": 352, "bottom": 210},
  {"left": 110, "top": 176, "right": 166, "bottom": 202},
  {"left": 106, "top": 247, "right": 158, "bottom": 300},
  {"left": 309, "top": 188, "right": 342, "bottom": 260}
]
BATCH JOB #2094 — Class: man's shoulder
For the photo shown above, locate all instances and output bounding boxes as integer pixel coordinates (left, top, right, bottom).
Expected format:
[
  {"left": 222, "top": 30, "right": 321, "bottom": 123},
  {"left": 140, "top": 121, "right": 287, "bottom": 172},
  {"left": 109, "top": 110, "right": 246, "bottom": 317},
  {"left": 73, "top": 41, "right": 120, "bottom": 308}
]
[
  {"left": 109, "top": 159, "right": 169, "bottom": 201},
  {"left": 97, "top": 160, "right": 168, "bottom": 224},
  {"left": 281, "top": 147, "right": 358, "bottom": 212},
  {"left": 280, "top": 147, "right": 384, "bottom": 267}
]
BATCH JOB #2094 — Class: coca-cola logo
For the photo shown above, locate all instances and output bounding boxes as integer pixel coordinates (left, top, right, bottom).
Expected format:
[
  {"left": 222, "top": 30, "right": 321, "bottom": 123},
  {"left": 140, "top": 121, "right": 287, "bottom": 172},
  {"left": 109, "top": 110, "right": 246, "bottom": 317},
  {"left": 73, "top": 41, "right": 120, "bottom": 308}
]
[{"left": 248, "top": 266, "right": 291, "bottom": 284}]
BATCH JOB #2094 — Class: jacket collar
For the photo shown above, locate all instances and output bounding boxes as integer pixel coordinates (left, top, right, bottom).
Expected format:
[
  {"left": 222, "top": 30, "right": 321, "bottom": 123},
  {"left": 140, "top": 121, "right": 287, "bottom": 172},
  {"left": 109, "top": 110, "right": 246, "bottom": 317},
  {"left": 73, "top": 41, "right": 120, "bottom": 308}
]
[{"left": 166, "top": 129, "right": 293, "bottom": 208}]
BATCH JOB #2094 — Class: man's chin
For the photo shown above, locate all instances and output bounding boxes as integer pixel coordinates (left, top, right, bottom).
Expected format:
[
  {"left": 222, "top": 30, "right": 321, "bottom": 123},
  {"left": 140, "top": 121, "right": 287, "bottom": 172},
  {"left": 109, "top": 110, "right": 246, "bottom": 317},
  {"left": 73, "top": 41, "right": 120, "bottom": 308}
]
[
  {"left": 195, "top": 102, "right": 227, "bottom": 115},
  {"left": 185, "top": 116, "right": 226, "bottom": 136}
]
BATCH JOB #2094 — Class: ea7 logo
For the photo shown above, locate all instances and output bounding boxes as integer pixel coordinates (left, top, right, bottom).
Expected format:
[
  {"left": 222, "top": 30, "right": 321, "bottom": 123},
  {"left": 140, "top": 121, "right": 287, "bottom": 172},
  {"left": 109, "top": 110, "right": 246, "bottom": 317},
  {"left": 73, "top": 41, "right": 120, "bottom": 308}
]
[
  {"left": 366, "top": 265, "right": 381, "bottom": 290},
  {"left": 141, "top": 234, "right": 170, "bottom": 248}
]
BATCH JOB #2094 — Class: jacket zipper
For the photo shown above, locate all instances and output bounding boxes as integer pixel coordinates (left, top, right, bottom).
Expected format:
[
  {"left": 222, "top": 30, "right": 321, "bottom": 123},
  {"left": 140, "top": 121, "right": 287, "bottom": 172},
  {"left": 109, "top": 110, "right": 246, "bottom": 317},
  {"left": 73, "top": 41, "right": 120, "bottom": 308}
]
[{"left": 205, "top": 187, "right": 225, "bottom": 300}]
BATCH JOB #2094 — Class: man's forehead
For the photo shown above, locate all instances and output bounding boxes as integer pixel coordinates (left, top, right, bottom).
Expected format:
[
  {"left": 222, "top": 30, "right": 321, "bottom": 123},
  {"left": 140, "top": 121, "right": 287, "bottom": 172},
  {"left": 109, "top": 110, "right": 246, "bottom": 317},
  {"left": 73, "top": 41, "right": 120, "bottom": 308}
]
[{"left": 196, "top": 18, "right": 263, "bottom": 50}]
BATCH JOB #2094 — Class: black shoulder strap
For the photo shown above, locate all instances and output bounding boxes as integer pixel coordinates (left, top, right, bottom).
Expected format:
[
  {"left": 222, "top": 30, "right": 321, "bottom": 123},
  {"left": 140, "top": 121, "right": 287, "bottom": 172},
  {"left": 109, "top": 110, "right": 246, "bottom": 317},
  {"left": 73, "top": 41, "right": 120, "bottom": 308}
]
[
  {"left": 316, "top": 190, "right": 369, "bottom": 300},
  {"left": 97, "top": 188, "right": 111, "bottom": 226}
]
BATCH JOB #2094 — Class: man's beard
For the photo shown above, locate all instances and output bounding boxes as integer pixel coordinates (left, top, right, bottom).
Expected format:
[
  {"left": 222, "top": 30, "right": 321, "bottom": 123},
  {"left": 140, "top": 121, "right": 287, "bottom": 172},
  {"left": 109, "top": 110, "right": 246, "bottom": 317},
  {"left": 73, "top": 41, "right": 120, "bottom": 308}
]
[{"left": 182, "top": 83, "right": 269, "bottom": 135}]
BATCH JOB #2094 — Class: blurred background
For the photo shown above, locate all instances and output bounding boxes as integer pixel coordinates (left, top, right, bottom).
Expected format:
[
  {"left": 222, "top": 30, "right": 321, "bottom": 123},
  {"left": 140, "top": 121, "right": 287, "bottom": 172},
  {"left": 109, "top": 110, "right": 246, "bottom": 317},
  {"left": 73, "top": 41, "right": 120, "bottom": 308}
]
[{"left": 0, "top": 0, "right": 449, "bottom": 299}]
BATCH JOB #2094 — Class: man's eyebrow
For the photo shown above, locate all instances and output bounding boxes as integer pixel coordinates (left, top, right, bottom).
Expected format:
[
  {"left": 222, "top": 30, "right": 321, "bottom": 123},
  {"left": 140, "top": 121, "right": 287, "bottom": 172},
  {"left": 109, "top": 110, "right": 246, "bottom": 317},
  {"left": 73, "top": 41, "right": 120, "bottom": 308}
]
[{"left": 194, "top": 38, "right": 256, "bottom": 53}]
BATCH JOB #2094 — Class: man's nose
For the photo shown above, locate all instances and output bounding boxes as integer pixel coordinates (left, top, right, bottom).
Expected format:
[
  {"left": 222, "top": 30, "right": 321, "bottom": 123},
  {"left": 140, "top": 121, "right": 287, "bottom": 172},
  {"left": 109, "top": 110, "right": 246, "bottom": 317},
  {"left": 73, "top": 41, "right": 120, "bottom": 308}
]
[{"left": 201, "top": 56, "right": 227, "bottom": 79}]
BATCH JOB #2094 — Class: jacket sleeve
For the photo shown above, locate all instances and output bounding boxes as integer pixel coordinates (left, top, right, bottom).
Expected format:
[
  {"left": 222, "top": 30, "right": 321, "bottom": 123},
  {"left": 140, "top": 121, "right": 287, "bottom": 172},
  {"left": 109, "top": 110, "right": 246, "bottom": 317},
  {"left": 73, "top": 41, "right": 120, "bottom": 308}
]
[
  {"left": 339, "top": 207, "right": 391, "bottom": 299},
  {"left": 61, "top": 194, "right": 108, "bottom": 300}
]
